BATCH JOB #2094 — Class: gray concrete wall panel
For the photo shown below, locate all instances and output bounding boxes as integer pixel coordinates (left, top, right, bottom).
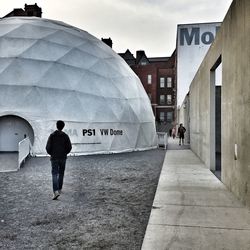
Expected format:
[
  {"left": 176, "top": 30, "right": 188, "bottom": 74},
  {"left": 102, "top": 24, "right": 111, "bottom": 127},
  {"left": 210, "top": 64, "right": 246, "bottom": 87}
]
[{"left": 189, "top": 0, "right": 250, "bottom": 207}]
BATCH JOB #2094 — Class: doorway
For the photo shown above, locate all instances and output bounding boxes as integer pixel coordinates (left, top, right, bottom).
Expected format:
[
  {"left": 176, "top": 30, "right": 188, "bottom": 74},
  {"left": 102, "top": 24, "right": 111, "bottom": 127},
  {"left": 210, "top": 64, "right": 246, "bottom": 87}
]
[
  {"left": 0, "top": 115, "right": 34, "bottom": 152},
  {"left": 210, "top": 57, "right": 222, "bottom": 180}
]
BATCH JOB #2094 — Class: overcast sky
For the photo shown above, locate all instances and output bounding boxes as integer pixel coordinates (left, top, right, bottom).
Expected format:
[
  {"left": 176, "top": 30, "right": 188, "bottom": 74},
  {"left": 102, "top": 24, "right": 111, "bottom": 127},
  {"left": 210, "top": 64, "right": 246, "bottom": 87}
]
[{"left": 1, "top": 0, "right": 233, "bottom": 57}]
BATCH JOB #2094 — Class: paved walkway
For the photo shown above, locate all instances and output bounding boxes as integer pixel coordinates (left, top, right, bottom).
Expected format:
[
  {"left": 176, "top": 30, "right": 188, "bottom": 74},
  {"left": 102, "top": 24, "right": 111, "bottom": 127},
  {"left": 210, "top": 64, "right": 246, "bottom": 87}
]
[
  {"left": 167, "top": 137, "right": 190, "bottom": 150},
  {"left": 141, "top": 138, "right": 250, "bottom": 250}
]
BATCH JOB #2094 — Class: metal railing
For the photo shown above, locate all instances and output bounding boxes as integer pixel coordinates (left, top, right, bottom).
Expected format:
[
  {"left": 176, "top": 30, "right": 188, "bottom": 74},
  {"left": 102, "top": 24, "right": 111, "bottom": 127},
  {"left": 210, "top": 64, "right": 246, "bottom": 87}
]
[
  {"left": 157, "top": 132, "right": 168, "bottom": 149},
  {"left": 18, "top": 137, "right": 32, "bottom": 169}
]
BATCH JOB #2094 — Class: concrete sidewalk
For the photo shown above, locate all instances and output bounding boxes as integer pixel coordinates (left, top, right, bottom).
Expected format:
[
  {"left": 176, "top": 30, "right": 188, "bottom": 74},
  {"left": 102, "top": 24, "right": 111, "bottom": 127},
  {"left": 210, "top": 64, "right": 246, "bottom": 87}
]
[
  {"left": 141, "top": 140, "right": 250, "bottom": 249},
  {"left": 167, "top": 137, "right": 190, "bottom": 150}
]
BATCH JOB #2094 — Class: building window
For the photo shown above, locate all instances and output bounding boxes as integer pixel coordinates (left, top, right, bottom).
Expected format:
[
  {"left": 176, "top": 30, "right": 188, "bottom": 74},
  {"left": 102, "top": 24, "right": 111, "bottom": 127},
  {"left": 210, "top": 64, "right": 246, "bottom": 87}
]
[
  {"left": 160, "top": 77, "right": 165, "bottom": 88},
  {"left": 141, "top": 61, "right": 147, "bottom": 65},
  {"left": 167, "top": 95, "right": 172, "bottom": 104},
  {"left": 167, "top": 77, "right": 172, "bottom": 88},
  {"left": 167, "top": 112, "right": 173, "bottom": 122},
  {"left": 147, "top": 74, "right": 152, "bottom": 84},
  {"left": 160, "top": 112, "right": 165, "bottom": 122},
  {"left": 160, "top": 95, "right": 165, "bottom": 104}
]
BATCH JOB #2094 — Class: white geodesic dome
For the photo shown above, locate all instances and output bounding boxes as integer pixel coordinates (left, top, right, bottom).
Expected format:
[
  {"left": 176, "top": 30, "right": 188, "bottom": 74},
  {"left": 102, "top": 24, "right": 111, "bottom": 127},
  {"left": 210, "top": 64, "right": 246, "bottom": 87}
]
[{"left": 0, "top": 17, "right": 157, "bottom": 155}]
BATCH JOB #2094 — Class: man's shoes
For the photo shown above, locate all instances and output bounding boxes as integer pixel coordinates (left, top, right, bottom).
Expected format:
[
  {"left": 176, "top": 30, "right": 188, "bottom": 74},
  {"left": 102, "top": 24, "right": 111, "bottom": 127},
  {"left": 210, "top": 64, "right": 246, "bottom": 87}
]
[
  {"left": 58, "top": 190, "right": 62, "bottom": 194},
  {"left": 52, "top": 191, "right": 60, "bottom": 200}
]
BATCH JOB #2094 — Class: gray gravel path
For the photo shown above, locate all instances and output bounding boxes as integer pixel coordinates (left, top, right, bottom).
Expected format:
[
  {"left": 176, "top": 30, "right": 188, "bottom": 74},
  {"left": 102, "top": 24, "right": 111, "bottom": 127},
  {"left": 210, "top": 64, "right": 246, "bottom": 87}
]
[
  {"left": 0, "top": 149, "right": 165, "bottom": 250},
  {"left": 0, "top": 153, "right": 18, "bottom": 172}
]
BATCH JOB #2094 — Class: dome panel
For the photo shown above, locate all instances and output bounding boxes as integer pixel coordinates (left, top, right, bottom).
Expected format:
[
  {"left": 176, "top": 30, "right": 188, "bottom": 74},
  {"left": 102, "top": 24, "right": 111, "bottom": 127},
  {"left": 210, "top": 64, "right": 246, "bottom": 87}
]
[
  {"left": 5, "top": 23, "right": 57, "bottom": 39},
  {"left": 37, "top": 62, "right": 83, "bottom": 90},
  {"left": 0, "top": 58, "right": 52, "bottom": 85},
  {"left": 0, "top": 37, "right": 36, "bottom": 57},
  {"left": 0, "top": 58, "right": 14, "bottom": 74},
  {"left": 105, "top": 59, "right": 132, "bottom": 77},
  {"left": 88, "top": 59, "right": 121, "bottom": 78},
  {"left": 110, "top": 76, "right": 144, "bottom": 99},
  {"left": 58, "top": 48, "right": 99, "bottom": 69},
  {"left": 0, "top": 23, "right": 21, "bottom": 36},
  {"left": 20, "top": 39, "right": 71, "bottom": 61},
  {"left": 96, "top": 77, "right": 124, "bottom": 99},
  {"left": 44, "top": 30, "right": 86, "bottom": 47},
  {"left": 77, "top": 40, "right": 114, "bottom": 59}
]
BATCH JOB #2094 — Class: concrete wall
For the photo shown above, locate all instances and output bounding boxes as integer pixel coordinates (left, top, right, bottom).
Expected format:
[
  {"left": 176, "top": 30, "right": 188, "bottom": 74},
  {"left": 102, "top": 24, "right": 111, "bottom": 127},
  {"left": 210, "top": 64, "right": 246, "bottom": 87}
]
[{"left": 189, "top": 0, "right": 250, "bottom": 207}]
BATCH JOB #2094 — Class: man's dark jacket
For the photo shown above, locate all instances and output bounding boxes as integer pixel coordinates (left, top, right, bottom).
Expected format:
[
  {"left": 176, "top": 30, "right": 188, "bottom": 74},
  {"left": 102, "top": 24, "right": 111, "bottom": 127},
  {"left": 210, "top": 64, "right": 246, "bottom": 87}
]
[{"left": 46, "top": 130, "right": 72, "bottom": 160}]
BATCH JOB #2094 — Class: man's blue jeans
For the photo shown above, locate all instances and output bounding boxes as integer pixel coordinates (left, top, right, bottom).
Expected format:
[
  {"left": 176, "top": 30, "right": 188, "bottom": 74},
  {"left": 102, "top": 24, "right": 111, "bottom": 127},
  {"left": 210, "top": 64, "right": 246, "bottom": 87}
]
[{"left": 51, "top": 159, "right": 66, "bottom": 192}]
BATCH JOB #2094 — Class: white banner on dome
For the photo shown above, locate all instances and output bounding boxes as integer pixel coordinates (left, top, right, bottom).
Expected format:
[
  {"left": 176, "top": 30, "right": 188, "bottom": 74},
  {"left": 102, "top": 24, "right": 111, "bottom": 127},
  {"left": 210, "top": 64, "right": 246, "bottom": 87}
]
[{"left": 32, "top": 121, "right": 157, "bottom": 155}]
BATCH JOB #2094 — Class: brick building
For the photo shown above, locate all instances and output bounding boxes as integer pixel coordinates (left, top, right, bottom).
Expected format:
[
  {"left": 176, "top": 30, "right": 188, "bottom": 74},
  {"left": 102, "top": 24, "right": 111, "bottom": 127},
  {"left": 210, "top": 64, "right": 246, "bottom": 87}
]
[
  {"left": 119, "top": 49, "right": 177, "bottom": 131},
  {"left": 3, "top": 3, "right": 42, "bottom": 18},
  {"left": 101, "top": 38, "right": 113, "bottom": 48}
]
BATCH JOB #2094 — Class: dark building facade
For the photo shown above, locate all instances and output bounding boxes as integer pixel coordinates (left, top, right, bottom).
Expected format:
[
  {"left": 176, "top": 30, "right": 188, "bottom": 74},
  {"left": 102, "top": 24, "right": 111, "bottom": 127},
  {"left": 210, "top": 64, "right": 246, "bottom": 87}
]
[
  {"left": 3, "top": 3, "right": 42, "bottom": 18},
  {"left": 119, "top": 49, "right": 177, "bottom": 131},
  {"left": 101, "top": 38, "right": 113, "bottom": 48}
]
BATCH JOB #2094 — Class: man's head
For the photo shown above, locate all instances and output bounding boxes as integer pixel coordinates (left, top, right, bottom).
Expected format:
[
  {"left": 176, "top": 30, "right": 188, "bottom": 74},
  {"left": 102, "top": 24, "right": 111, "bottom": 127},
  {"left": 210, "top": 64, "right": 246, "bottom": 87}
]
[
  {"left": 180, "top": 123, "right": 183, "bottom": 127},
  {"left": 56, "top": 120, "right": 65, "bottom": 131}
]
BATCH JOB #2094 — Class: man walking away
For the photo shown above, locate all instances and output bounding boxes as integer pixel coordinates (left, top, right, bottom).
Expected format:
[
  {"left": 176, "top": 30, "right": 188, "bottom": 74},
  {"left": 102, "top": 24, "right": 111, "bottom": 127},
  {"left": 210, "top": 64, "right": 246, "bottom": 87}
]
[
  {"left": 177, "top": 123, "right": 186, "bottom": 146},
  {"left": 46, "top": 120, "right": 72, "bottom": 200}
]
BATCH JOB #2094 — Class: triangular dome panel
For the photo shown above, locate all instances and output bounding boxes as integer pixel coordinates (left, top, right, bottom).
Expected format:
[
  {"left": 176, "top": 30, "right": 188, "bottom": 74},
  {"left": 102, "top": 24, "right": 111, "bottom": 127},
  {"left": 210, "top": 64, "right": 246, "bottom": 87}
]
[
  {"left": 0, "top": 37, "right": 36, "bottom": 57},
  {"left": 58, "top": 48, "right": 99, "bottom": 69},
  {"left": 6, "top": 23, "right": 57, "bottom": 39},
  {"left": 20, "top": 39, "right": 71, "bottom": 61}
]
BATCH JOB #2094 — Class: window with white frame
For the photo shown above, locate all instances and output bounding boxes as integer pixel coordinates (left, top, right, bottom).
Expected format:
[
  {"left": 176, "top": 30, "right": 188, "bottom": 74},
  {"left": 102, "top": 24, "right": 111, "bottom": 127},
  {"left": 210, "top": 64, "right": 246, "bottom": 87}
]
[
  {"left": 160, "top": 112, "right": 165, "bottom": 121},
  {"left": 167, "top": 94, "right": 172, "bottom": 104},
  {"left": 147, "top": 74, "right": 152, "bottom": 84},
  {"left": 160, "top": 77, "right": 165, "bottom": 88},
  {"left": 167, "top": 77, "right": 172, "bottom": 88},
  {"left": 160, "top": 95, "right": 165, "bottom": 104}
]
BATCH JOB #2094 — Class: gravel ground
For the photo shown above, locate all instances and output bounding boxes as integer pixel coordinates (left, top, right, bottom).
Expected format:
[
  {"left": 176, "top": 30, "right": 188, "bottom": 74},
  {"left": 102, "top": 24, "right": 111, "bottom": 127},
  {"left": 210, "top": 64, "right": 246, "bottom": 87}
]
[{"left": 0, "top": 149, "right": 165, "bottom": 250}]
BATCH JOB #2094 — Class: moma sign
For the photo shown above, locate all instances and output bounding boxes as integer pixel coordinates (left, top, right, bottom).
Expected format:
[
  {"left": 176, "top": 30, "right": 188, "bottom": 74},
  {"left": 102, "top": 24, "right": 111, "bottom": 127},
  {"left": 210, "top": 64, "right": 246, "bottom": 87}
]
[
  {"left": 179, "top": 26, "right": 221, "bottom": 46},
  {"left": 177, "top": 23, "right": 221, "bottom": 106}
]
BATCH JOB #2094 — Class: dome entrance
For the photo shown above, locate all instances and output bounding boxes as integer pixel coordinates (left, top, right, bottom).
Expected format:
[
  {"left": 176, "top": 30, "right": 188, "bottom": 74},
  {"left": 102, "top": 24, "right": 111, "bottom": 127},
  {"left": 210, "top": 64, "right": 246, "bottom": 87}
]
[{"left": 0, "top": 115, "right": 34, "bottom": 152}]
